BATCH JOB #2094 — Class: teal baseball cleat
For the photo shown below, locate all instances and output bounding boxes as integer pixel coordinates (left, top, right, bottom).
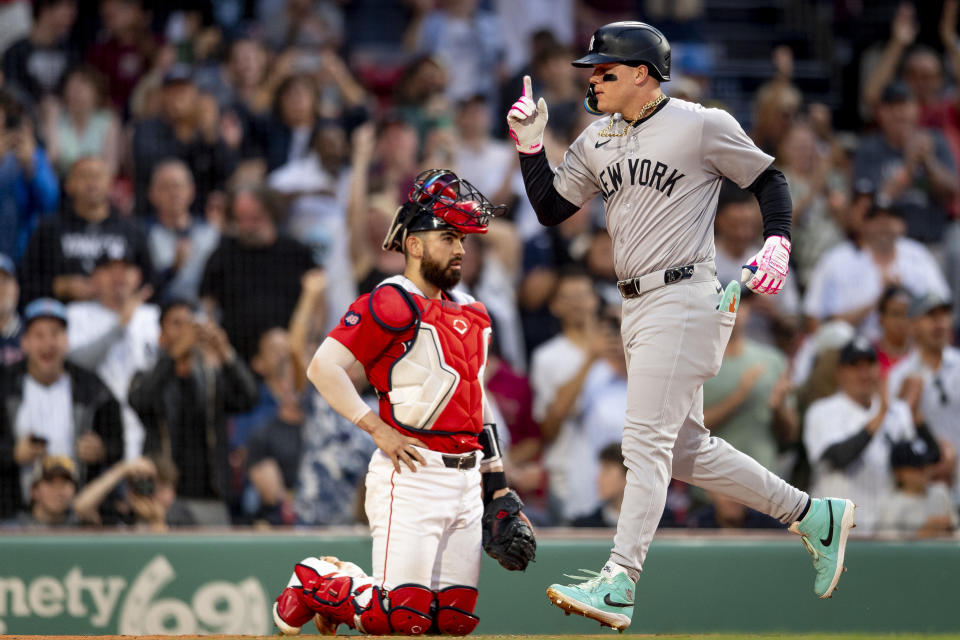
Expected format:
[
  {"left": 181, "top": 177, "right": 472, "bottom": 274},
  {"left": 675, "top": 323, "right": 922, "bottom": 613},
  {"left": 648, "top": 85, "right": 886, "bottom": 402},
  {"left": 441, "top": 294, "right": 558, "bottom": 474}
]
[
  {"left": 546, "top": 569, "right": 634, "bottom": 632},
  {"left": 789, "top": 497, "right": 856, "bottom": 599}
]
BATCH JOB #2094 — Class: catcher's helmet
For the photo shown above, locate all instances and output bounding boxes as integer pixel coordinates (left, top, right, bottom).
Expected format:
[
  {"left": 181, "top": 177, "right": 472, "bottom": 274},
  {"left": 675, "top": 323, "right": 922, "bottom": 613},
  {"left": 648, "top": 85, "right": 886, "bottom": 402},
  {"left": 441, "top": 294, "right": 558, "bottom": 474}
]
[
  {"left": 382, "top": 169, "right": 504, "bottom": 253},
  {"left": 572, "top": 21, "right": 671, "bottom": 82}
]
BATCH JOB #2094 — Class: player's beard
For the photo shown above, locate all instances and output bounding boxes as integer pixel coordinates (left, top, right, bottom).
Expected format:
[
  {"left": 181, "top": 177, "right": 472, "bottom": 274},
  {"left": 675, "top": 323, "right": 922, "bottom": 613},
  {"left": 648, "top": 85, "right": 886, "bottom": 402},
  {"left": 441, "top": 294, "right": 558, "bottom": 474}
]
[{"left": 420, "top": 247, "right": 462, "bottom": 291}]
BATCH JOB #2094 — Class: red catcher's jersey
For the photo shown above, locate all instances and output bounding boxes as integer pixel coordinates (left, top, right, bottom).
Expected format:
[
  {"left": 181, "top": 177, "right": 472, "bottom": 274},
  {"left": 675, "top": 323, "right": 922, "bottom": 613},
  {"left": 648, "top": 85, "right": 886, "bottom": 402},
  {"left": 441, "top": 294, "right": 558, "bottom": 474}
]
[{"left": 328, "top": 281, "right": 491, "bottom": 454}]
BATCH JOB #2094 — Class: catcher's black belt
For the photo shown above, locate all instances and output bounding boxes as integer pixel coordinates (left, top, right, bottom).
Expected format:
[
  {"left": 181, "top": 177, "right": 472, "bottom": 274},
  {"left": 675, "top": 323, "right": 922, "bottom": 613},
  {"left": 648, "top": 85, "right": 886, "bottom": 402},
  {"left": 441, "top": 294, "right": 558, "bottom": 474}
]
[
  {"left": 442, "top": 452, "right": 478, "bottom": 470},
  {"left": 617, "top": 261, "right": 716, "bottom": 299}
]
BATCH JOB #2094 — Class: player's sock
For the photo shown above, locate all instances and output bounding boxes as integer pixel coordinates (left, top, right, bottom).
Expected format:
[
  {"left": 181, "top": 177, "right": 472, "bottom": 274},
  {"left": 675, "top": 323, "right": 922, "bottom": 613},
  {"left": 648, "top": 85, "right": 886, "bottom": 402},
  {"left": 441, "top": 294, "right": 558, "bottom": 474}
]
[
  {"left": 603, "top": 559, "right": 639, "bottom": 583},
  {"left": 795, "top": 496, "right": 812, "bottom": 523}
]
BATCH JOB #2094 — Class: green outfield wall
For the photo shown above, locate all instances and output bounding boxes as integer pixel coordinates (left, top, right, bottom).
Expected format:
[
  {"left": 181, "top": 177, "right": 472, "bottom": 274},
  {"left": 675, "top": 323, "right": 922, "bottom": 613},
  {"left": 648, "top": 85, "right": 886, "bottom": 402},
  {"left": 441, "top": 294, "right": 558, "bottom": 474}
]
[{"left": 0, "top": 530, "right": 957, "bottom": 635}]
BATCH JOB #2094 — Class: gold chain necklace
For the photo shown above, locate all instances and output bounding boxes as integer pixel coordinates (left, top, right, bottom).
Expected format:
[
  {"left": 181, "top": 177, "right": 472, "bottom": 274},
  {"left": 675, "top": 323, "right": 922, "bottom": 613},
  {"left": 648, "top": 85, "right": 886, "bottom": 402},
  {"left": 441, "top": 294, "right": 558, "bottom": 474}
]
[{"left": 598, "top": 93, "right": 667, "bottom": 138}]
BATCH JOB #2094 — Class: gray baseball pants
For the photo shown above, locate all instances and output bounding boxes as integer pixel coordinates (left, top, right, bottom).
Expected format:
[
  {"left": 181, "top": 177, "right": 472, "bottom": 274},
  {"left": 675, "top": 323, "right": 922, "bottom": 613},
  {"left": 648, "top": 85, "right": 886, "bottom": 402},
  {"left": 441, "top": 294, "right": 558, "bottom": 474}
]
[{"left": 610, "top": 277, "right": 809, "bottom": 573}]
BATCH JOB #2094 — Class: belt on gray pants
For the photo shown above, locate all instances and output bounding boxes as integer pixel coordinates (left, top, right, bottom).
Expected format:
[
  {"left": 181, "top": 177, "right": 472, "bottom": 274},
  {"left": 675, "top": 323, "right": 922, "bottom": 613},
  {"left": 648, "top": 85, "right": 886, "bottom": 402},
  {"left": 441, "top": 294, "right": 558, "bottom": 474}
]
[{"left": 616, "top": 261, "right": 716, "bottom": 299}]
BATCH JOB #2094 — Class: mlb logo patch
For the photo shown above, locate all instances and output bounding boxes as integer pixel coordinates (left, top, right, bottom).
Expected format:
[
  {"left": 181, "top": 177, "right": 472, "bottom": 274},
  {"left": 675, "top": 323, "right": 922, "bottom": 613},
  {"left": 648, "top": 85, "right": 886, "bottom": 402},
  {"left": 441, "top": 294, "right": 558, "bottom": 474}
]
[{"left": 344, "top": 311, "right": 361, "bottom": 326}]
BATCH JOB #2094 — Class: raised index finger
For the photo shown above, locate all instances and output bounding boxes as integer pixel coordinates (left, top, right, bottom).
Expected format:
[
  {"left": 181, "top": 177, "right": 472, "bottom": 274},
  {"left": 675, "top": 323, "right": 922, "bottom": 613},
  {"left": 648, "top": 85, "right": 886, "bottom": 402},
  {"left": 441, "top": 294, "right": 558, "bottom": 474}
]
[{"left": 522, "top": 75, "right": 532, "bottom": 97}]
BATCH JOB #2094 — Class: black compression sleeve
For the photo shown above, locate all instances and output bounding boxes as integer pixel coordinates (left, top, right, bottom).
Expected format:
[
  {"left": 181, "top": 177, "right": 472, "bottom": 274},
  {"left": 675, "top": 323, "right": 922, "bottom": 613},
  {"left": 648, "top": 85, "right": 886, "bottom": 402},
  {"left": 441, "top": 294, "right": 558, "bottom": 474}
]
[
  {"left": 821, "top": 428, "right": 873, "bottom": 469},
  {"left": 746, "top": 167, "right": 793, "bottom": 241},
  {"left": 519, "top": 149, "right": 580, "bottom": 227}
]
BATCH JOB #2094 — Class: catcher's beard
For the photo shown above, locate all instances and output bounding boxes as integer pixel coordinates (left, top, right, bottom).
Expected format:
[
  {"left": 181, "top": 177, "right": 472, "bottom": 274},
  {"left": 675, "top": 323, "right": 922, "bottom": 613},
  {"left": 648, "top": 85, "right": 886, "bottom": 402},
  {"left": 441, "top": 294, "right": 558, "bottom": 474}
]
[{"left": 420, "top": 247, "right": 462, "bottom": 291}]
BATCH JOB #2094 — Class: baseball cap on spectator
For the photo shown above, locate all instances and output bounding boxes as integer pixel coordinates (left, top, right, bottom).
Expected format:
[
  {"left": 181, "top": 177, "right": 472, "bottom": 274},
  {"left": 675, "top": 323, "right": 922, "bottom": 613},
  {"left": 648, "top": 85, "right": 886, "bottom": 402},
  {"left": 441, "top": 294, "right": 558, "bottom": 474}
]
[
  {"left": 838, "top": 336, "right": 877, "bottom": 366},
  {"left": 598, "top": 442, "right": 625, "bottom": 466},
  {"left": 30, "top": 455, "right": 78, "bottom": 487},
  {"left": 909, "top": 293, "right": 952, "bottom": 319},
  {"left": 93, "top": 246, "right": 137, "bottom": 270},
  {"left": 162, "top": 64, "right": 194, "bottom": 87},
  {"left": 890, "top": 439, "right": 937, "bottom": 469},
  {"left": 810, "top": 319, "right": 856, "bottom": 356},
  {"left": 852, "top": 177, "right": 874, "bottom": 197},
  {"left": 880, "top": 82, "right": 913, "bottom": 104},
  {"left": 0, "top": 253, "right": 15, "bottom": 277},
  {"left": 23, "top": 298, "right": 68, "bottom": 329}
]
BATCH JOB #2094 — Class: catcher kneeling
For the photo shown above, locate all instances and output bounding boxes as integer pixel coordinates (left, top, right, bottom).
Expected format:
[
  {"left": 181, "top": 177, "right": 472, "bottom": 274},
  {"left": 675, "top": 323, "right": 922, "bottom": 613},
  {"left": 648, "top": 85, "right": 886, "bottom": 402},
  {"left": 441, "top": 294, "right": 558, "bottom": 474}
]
[{"left": 272, "top": 169, "right": 536, "bottom": 636}]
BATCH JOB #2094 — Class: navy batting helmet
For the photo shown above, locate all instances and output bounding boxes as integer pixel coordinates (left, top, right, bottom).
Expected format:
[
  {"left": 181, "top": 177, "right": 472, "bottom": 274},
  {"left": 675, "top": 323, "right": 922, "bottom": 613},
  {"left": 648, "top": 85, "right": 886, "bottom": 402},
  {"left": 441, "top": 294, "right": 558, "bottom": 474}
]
[
  {"left": 382, "top": 169, "right": 504, "bottom": 253},
  {"left": 573, "top": 21, "right": 671, "bottom": 82}
]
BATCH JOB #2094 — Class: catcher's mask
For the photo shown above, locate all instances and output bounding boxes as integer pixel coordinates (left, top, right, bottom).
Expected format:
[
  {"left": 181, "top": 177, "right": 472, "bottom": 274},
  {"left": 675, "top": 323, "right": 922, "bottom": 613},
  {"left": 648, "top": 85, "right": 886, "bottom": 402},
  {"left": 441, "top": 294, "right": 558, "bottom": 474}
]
[{"left": 382, "top": 169, "right": 504, "bottom": 253}]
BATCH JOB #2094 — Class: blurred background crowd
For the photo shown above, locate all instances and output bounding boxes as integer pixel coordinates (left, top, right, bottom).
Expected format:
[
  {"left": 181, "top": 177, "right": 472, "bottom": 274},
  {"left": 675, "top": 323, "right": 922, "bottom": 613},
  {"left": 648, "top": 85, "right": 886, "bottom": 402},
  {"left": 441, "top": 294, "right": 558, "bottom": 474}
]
[{"left": 0, "top": 0, "right": 957, "bottom": 538}]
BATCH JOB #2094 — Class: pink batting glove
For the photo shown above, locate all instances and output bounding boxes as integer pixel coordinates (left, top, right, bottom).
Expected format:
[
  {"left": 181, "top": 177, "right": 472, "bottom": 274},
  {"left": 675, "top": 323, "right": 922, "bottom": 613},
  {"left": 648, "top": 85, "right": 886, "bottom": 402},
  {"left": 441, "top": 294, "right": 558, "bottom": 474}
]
[{"left": 740, "top": 235, "right": 791, "bottom": 295}]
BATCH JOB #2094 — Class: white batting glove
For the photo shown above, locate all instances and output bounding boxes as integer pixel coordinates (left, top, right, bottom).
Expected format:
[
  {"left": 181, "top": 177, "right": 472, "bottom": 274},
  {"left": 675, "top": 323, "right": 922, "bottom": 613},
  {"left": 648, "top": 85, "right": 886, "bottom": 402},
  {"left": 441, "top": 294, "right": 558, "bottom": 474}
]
[
  {"left": 506, "top": 75, "right": 548, "bottom": 155},
  {"left": 740, "top": 235, "right": 791, "bottom": 295}
]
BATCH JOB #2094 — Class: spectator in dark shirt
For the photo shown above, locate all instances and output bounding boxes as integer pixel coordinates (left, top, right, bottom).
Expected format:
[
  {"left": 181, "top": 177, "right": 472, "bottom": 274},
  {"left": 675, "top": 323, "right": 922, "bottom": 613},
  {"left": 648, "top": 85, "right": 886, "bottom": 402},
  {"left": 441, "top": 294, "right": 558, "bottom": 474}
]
[
  {"left": 0, "top": 91, "right": 60, "bottom": 262},
  {"left": 199, "top": 185, "right": 316, "bottom": 362},
  {"left": 86, "top": 0, "right": 158, "bottom": 110},
  {"left": 572, "top": 443, "right": 627, "bottom": 528},
  {"left": 0, "top": 254, "right": 23, "bottom": 365},
  {"left": 688, "top": 491, "right": 784, "bottom": 529},
  {"left": 0, "top": 0, "right": 78, "bottom": 104},
  {"left": 265, "top": 74, "right": 324, "bottom": 172},
  {"left": 132, "top": 65, "right": 238, "bottom": 217},
  {"left": 246, "top": 400, "right": 304, "bottom": 526},
  {"left": 19, "top": 156, "right": 151, "bottom": 303},
  {"left": 127, "top": 299, "right": 258, "bottom": 525},
  {"left": 854, "top": 83, "right": 958, "bottom": 243},
  {"left": 0, "top": 298, "right": 123, "bottom": 519}
]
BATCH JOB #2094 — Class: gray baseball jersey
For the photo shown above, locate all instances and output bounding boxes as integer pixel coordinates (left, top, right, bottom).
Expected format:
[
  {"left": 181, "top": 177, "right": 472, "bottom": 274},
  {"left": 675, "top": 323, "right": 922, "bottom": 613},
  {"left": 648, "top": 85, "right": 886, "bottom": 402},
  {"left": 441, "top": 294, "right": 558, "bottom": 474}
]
[
  {"left": 553, "top": 98, "right": 773, "bottom": 279},
  {"left": 543, "top": 97, "right": 809, "bottom": 575}
]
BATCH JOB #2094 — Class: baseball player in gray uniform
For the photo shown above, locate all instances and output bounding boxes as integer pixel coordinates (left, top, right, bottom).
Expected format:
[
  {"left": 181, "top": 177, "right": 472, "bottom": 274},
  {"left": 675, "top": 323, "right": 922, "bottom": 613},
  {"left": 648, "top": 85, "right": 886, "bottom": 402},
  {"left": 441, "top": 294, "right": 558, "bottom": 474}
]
[{"left": 507, "top": 22, "right": 856, "bottom": 631}]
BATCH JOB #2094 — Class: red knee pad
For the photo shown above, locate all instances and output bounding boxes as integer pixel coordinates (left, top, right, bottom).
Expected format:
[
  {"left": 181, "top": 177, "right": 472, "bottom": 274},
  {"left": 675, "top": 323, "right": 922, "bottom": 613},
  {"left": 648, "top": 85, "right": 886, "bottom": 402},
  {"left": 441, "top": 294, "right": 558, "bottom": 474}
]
[
  {"left": 435, "top": 586, "right": 479, "bottom": 635},
  {"left": 275, "top": 587, "right": 315, "bottom": 631},
  {"left": 387, "top": 584, "right": 434, "bottom": 635}
]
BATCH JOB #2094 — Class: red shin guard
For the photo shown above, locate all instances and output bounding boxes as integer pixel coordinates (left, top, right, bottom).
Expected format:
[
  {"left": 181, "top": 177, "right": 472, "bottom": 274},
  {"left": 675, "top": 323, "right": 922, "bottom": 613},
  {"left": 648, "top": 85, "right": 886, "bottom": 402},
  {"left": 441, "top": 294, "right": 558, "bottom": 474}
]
[
  {"left": 434, "top": 585, "right": 479, "bottom": 635},
  {"left": 387, "top": 584, "right": 435, "bottom": 635}
]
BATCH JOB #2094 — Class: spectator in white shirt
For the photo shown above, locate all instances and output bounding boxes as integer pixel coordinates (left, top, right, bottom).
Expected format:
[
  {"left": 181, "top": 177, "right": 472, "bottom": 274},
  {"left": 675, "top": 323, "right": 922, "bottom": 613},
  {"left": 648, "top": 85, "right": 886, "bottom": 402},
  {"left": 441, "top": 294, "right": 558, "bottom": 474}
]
[
  {"left": 0, "top": 298, "right": 122, "bottom": 519},
  {"left": 887, "top": 294, "right": 960, "bottom": 491},
  {"left": 406, "top": 0, "right": 504, "bottom": 105},
  {"left": 803, "top": 337, "right": 916, "bottom": 534},
  {"left": 803, "top": 203, "right": 950, "bottom": 337},
  {"left": 529, "top": 268, "right": 619, "bottom": 522},
  {"left": 451, "top": 94, "right": 514, "bottom": 203},
  {"left": 67, "top": 250, "right": 159, "bottom": 460}
]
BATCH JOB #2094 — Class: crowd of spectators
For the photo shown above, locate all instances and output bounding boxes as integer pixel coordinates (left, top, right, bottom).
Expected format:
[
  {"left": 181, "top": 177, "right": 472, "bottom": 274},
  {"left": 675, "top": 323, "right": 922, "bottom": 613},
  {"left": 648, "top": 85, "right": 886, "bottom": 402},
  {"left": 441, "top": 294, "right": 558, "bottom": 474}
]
[{"left": 0, "top": 0, "right": 957, "bottom": 538}]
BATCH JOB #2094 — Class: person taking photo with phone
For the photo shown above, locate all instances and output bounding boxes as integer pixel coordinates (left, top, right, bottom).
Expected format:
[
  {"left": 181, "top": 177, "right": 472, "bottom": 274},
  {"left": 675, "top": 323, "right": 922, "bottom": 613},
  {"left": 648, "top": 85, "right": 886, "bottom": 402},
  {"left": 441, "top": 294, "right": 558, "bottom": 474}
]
[{"left": 128, "top": 298, "right": 258, "bottom": 525}]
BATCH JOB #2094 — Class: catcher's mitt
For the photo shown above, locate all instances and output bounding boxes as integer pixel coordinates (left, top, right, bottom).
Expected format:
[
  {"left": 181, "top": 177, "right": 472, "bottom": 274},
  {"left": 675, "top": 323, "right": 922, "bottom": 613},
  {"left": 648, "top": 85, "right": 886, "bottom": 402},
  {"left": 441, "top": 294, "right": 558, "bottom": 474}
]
[{"left": 482, "top": 489, "right": 536, "bottom": 571}]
